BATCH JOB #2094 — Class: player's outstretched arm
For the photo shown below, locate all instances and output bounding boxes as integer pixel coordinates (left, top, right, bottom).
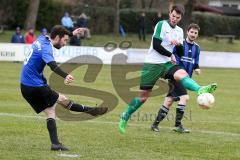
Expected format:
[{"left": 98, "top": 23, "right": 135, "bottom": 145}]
[
  {"left": 194, "top": 47, "right": 201, "bottom": 75},
  {"left": 72, "top": 28, "right": 86, "bottom": 36},
  {"left": 47, "top": 61, "right": 74, "bottom": 84},
  {"left": 47, "top": 61, "right": 68, "bottom": 78},
  {"left": 64, "top": 74, "right": 74, "bottom": 84}
]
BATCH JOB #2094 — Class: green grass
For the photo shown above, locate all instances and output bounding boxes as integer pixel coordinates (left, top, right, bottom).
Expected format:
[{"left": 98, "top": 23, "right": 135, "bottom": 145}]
[
  {"left": 1, "top": 30, "right": 240, "bottom": 52},
  {"left": 0, "top": 61, "right": 240, "bottom": 159}
]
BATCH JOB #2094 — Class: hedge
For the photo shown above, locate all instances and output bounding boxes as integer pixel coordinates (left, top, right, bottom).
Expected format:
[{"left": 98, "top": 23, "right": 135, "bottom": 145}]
[
  {"left": 2, "top": 2, "right": 240, "bottom": 37},
  {"left": 120, "top": 9, "right": 168, "bottom": 34},
  {"left": 192, "top": 12, "right": 240, "bottom": 37},
  {"left": 120, "top": 10, "right": 240, "bottom": 37}
]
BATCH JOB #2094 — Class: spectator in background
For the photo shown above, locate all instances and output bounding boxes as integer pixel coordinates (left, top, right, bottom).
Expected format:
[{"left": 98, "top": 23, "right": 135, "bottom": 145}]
[
  {"left": 138, "top": 12, "right": 146, "bottom": 41},
  {"left": 153, "top": 11, "right": 163, "bottom": 29},
  {"left": 25, "top": 27, "right": 37, "bottom": 44},
  {"left": 70, "top": 31, "right": 81, "bottom": 46},
  {"left": 11, "top": 27, "right": 25, "bottom": 43},
  {"left": 119, "top": 25, "right": 126, "bottom": 38},
  {"left": 61, "top": 12, "right": 74, "bottom": 32},
  {"left": 76, "top": 13, "right": 91, "bottom": 39},
  {"left": 41, "top": 28, "right": 48, "bottom": 36}
]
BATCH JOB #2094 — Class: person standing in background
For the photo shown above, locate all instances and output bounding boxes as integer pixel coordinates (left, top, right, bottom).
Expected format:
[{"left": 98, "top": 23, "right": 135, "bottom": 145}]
[
  {"left": 11, "top": 26, "right": 25, "bottom": 43},
  {"left": 138, "top": 12, "right": 146, "bottom": 41},
  {"left": 61, "top": 12, "right": 74, "bottom": 32},
  {"left": 25, "top": 27, "right": 37, "bottom": 44}
]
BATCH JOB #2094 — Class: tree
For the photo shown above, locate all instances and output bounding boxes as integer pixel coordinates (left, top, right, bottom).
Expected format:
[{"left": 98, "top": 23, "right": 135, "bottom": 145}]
[
  {"left": 168, "top": 0, "right": 174, "bottom": 11},
  {"left": 181, "top": 0, "right": 197, "bottom": 34},
  {"left": 141, "top": 0, "right": 146, "bottom": 9},
  {"left": 148, "top": 0, "right": 154, "bottom": 8},
  {"left": 25, "top": 0, "right": 40, "bottom": 30},
  {"left": 120, "top": 0, "right": 133, "bottom": 8},
  {"left": 114, "top": 0, "right": 120, "bottom": 35}
]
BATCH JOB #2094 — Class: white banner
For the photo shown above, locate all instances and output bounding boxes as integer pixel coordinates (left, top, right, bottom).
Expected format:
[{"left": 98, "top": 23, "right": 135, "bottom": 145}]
[
  {"left": 0, "top": 43, "right": 240, "bottom": 68},
  {"left": 127, "top": 49, "right": 240, "bottom": 68},
  {"left": 0, "top": 43, "right": 27, "bottom": 61}
]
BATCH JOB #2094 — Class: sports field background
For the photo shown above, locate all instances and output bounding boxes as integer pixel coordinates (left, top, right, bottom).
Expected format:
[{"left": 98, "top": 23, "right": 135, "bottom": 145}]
[{"left": 0, "top": 61, "right": 240, "bottom": 160}]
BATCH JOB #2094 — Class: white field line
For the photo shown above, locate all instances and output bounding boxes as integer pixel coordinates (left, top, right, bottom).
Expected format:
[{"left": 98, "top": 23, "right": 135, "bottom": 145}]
[{"left": 0, "top": 112, "right": 240, "bottom": 137}]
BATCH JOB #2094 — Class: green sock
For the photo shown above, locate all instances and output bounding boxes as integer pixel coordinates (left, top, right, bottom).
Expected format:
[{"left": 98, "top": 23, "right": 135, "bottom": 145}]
[
  {"left": 122, "top": 97, "right": 144, "bottom": 121},
  {"left": 180, "top": 76, "right": 201, "bottom": 92}
]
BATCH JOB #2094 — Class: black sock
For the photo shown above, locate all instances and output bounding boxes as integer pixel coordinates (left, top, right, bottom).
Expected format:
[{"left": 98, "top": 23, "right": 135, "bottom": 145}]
[
  {"left": 153, "top": 105, "right": 169, "bottom": 126},
  {"left": 175, "top": 104, "right": 185, "bottom": 127},
  {"left": 46, "top": 118, "right": 60, "bottom": 145},
  {"left": 67, "top": 101, "right": 92, "bottom": 112}
]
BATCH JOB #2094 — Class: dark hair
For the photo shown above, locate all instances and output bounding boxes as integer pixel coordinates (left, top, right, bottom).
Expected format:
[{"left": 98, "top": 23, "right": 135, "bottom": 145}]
[
  {"left": 50, "top": 25, "right": 72, "bottom": 39},
  {"left": 171, "top": 4, "right": 185, "bottom": 16},
  {"left": 187, "top": 23, "right": 200, "bottom": 32}
]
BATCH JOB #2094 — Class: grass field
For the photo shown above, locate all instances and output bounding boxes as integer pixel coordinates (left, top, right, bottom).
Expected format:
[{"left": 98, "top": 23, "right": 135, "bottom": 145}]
[
  {"left": 0, "top": 61, "right": 240, "bottom": 160},
  {"left": 1, "top": 30, "right": 240, "bottom": 52}
]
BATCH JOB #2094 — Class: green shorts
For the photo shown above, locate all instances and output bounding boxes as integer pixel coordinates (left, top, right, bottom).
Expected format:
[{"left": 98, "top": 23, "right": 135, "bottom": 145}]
[{"left": 140, "top": 61, "right": 175, "bottom": 90}]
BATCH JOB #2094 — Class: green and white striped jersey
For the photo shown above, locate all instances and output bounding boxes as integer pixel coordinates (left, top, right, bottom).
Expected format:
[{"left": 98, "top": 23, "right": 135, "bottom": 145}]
[{"left": 145, "top": 20, "right": 184, "bottom": 64}]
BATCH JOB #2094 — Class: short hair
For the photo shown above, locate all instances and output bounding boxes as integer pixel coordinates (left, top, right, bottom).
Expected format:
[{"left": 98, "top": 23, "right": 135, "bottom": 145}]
[
  {"left": 187, "top": 23, "right": 200, "bottom": 32},
  {"left": 171, "top": 4, "right": 185, "bottom": 16},
  {"left": 41, "top": 28, "right": 47, "bottom": 32},
  {"left": 50, "top": 25, "right": 72, "bottom": 39},
  {"left": 16, "top": 26, "right": 21, "bottom": 30}
]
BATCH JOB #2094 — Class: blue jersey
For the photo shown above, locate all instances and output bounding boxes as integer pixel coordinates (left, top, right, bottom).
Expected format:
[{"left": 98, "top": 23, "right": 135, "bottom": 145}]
[
  {"left": 20, "top": 35, "right": 55, "bottom": 87},
  {"left": 173, "top": 40, "right": 200, "bottom": 77}
]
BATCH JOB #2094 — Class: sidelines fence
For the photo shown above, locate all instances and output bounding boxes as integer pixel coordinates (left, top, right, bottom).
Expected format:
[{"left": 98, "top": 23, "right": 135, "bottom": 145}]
[{"left": 0, "top": 43, "right": 240, "bottom": 68}]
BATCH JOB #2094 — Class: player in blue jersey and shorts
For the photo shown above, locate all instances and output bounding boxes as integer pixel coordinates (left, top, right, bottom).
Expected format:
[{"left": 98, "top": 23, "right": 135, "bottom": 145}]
[
  {"left": 20, "top": 25, "right": 107, "bottom": 151},
  {"left": 151, "top": 23, "right": 201, "bottom": 133}
]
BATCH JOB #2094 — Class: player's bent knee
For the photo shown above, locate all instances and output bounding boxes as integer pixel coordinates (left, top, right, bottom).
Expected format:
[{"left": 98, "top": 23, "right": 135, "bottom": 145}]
[
  {"left": 182, "top": 95, "right": 190, "bottom": 101},
  {"left": 178, "top": 69, "right": 188, "bottom": 75},
  {"left": 166, "top": 102, "right": 173, "bottom": 107},
  {"left": 57, "top": 94, "right": 69, "bottom": 105},
  {"left": 58, "top": 94, "right": 68, "bottom": 101},
  {"left": 140, "top": 97, "right": 148, "bottom": 103},
  {"left": 174, "top": 69, "right": 188, "bottom": 81},
  {"left": 44, "top": 107, "right": 56, "bottom": 119},
  {"left": 180, "top": 95, "right": 189, "bottom": 103},
  {"left": 164, "top": 97, "right": 174, "bottom": 107},
  {"left": 139, "top": 90, "right": 150, "bottom": 103}
]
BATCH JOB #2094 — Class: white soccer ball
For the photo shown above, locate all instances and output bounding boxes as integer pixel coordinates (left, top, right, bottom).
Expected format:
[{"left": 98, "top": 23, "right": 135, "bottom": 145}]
[{"left": 197, "top": 93, "right": 215, "bottom": 109}]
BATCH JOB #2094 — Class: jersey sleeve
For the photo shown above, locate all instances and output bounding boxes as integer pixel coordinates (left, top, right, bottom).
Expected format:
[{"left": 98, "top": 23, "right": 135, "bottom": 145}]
[
  {"left": 42, "top": 45, "right": 55, "bottom": 64},
  {"left": 173, "top": 46, "right": 177, "bottom": 55},
  {"left": 173, "top": 46, "right": 180, "bottom": 62},
  {"left": 194, "top": 46, "right": 201, "bottom": 69},
  {"left": 153, "top": 21, "right": 164, "bottom": 40},
  {"left": 47, "top": 61, "right": 68, "bottom": 78}
]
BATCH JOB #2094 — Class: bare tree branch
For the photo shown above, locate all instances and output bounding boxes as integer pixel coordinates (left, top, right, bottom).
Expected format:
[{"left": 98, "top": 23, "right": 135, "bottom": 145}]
[
  {"left": 114, "top": 0, "right": 120, "bottom": 35},
  {"left": 182, "top": 0, "right": 197, "bottom": 34},
  {"left": 141, "top": 0, "right": 146, "bottom": 9},
  {"left": 149, "top": 0, "right": 154, "bottom": 9}
]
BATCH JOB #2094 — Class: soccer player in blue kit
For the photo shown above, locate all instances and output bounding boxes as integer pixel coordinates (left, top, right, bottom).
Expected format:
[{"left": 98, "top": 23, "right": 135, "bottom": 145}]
[{"left": 20, "top": 25, "right": 107, "bottom": 151}]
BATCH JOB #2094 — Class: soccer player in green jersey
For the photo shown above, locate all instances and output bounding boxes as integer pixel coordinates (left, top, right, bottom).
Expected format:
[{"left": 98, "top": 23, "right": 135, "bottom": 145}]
[
  {"left": 151, "top": 23, "right": 201, "bottom": 133},
  {"left": 119, "top": 4, "right": 217, "bottom": 134}
]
